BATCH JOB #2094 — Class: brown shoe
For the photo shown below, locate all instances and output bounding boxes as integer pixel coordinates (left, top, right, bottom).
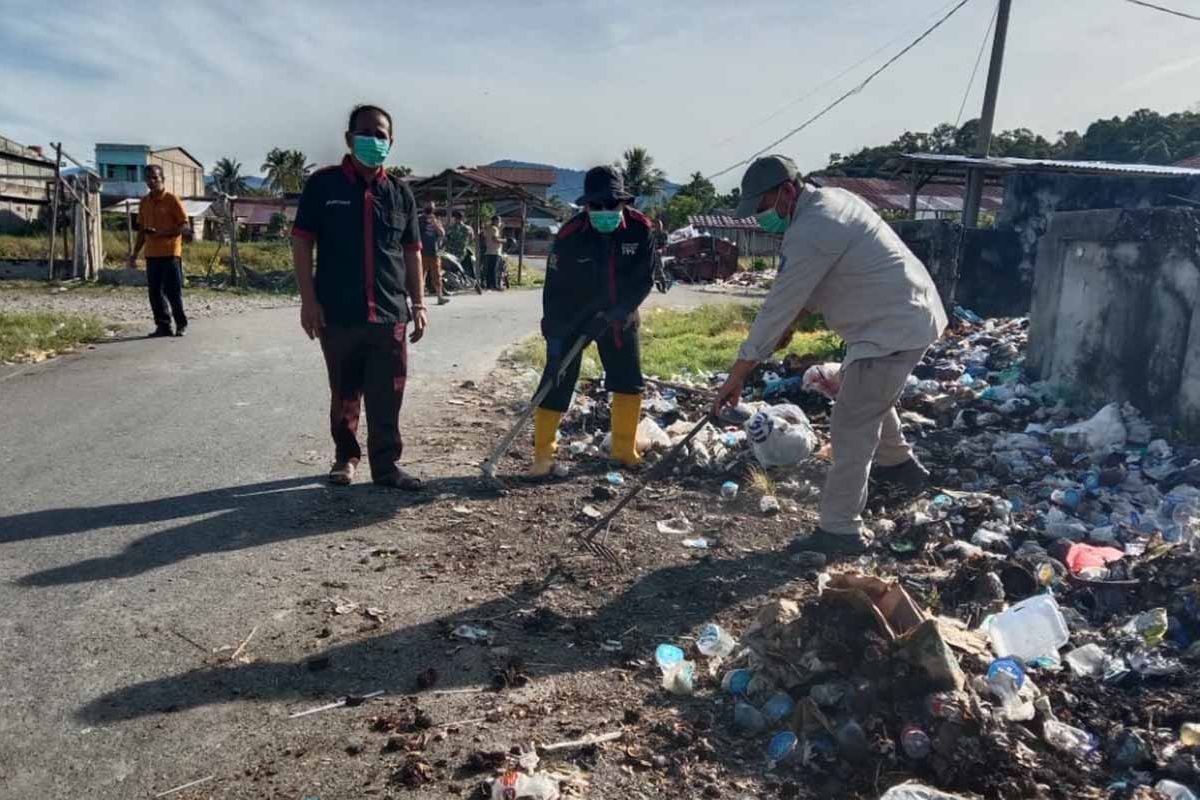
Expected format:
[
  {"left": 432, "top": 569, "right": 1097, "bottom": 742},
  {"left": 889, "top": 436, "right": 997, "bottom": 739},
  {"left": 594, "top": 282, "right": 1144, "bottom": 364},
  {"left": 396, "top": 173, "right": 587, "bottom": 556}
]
[
  {"left": 373, "top": 468, "right": 423, "bottom": 491},
  {"left": 329, "top": 462, "right": 356, "bottom": 485}
]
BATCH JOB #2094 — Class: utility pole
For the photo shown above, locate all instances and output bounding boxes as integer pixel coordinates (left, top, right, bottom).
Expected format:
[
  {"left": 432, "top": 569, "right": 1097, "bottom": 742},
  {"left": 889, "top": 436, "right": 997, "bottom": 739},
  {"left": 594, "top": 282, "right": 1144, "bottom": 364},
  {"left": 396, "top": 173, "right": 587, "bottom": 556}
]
[{"left": 963, "top": 0, "right": 1012, "bottom": 228}]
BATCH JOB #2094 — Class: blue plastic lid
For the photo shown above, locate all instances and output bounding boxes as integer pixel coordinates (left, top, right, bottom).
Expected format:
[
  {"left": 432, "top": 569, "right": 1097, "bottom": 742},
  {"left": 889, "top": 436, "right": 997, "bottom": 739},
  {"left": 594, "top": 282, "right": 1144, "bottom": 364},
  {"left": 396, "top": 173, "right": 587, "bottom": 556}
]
[
  {"left": 724, "top": 669, "right": 753, "bottom": 695},
  {"left": 987, "top": 657, "right": 1026, "bottom": 689},
  {"left": 655, "top": 644, "right": 685, "bottom": 671},
  {"left": 762, "top": 692, "right": 795, "bottom": 723},
  {"left": 767, "top": 731, "right": 798, "bottom": 762}
]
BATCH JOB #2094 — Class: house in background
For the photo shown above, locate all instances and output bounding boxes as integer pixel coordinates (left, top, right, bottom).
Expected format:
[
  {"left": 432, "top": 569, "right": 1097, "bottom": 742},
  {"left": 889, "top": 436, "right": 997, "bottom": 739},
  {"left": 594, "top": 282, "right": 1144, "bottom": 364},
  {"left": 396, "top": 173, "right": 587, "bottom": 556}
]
[
  {"left": 94, "top": 144, "right": 204, "bottom": 201},
  {"left": 0, "top": 135, "right": 55, "bottom": 233},
  {"left": 475, "top": 165, "right": 556, "bottom": 198}
]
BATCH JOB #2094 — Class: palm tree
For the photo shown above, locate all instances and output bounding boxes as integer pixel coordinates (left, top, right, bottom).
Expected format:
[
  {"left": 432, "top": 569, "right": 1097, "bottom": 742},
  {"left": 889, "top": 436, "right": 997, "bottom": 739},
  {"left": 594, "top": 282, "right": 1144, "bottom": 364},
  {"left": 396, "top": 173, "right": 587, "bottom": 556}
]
[
  {"left": 261, "top": 148, "right": 290, "bottom": 195},
  {"left": 616, "top": 147, "right": 666, "bottom": 204},
  {"left": 211, "top": 157, "right": 248, "bottom": 195},
  {"left": 284, "top": 150, "right": 314, "bottom": 192},
  {"left": 386, "top": 165, "right": 414, "bottom": 180}
]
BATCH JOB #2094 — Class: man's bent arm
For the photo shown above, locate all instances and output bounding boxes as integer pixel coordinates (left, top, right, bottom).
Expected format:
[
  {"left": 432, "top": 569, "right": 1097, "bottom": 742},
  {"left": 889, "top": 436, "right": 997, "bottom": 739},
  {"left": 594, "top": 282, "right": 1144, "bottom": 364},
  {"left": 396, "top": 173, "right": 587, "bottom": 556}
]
[
  {"left": 291, "top": 236, "right": 317, "bottom": 303},
  {"left": 404, "top": 248, "right": 424, "bottom": 307}
]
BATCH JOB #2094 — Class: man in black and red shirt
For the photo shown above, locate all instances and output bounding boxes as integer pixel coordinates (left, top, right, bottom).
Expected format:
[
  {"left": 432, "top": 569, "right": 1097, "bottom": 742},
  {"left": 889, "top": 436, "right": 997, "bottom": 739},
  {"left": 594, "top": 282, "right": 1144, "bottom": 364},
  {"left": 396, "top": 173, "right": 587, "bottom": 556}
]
[{"left": 291, "top": 104, "right": 428, "bottom": 490}]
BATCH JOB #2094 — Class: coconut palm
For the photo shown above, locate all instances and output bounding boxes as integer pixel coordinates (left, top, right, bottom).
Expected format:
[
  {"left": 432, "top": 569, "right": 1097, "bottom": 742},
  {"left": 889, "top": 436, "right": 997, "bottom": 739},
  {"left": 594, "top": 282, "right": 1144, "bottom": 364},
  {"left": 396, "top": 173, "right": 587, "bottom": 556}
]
[
  {"left": 616, "top": 147, "right": 666, "bottom": 204},
  {"left": 261, "top": 148, "right": 291, "bottom": 194},
  {"left": 211, "top": 157, "right": 248, "bottom": 195},
  {"left": 284, "top": 150, "right": 314, "bottom": 192}
]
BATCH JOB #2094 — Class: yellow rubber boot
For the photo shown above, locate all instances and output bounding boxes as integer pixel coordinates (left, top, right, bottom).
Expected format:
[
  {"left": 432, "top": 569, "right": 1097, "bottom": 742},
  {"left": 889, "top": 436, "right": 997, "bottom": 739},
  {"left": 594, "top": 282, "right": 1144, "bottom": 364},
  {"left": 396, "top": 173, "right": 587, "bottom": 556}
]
[
  {"left": 526, "top": 407, "right": 563, "bottom": 478},
  {"left": 609, "top": 392, "right": 644, "bottom": 468}
]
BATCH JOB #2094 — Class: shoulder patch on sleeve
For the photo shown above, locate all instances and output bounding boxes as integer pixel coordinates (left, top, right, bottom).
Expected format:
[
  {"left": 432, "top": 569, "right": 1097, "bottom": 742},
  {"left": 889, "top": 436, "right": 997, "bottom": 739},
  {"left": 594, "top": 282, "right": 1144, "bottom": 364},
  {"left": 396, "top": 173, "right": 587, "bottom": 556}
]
[{"left": 625, "top": 207, "right": 652, "bottom": 228}]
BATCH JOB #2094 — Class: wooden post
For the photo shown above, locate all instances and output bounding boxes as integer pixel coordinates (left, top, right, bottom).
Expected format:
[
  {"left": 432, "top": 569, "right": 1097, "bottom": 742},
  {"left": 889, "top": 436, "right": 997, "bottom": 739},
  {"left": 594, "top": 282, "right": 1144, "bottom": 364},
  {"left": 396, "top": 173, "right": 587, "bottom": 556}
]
[
  {"left": 517, "top": 199, "right": 526, "bottom": 286},
  {"left": 908, "top": 161, "right": 920, "bottom": 219},
  {"left": 47, "top": 142, "right": 62, "bottom": 280},
  {"left": 126, "top": 200, "right": 134, "bottom": 256},
  {"left": 445, "top": 174, "right": 452, "bottom": 218},
  {"left": 226, "top": 196, "right": 241, "bottom": 286}
]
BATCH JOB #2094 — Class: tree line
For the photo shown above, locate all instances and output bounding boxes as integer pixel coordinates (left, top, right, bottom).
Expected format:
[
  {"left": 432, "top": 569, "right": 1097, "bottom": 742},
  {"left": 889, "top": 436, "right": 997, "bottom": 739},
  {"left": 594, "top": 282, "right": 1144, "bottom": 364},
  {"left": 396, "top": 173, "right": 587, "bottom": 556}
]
[{"left": 209, "top": 151, "right": 413, "bottom": 196}]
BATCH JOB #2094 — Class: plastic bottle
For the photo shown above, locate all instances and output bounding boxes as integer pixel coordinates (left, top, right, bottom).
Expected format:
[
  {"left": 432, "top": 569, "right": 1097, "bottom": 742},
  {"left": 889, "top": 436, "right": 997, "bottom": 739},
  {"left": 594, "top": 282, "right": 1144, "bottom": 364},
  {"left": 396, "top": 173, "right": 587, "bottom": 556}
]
[
  {"left": 925, "top": 692, "right": 966, "bottom": 722},
  {"left": 901, "top": 726, "right": 931, "bottom": 759},
  {"left": 1042, "top": 719, "right": 1098, "bottom": 759},
  {"left": 655, "top": 643, "right": 685, "bottom": 672},
  {"left": 697, "top": 623, "right": 737, "bottom": 658},
  {"left": 733, "top": 701, "right": 766, "bottom": 734},
  {"left": 720, "top": 481, "right": 740, "bottom": 501},
  {"left": 1156, "top": 781, "right": 1199, "bottom": 800},
  {"left": 605, "top": 472, "right": 625, "bottom": 486},
  {"left": 986, "top": 658, "right": 1034, "bottom": 721},
  {"left": 661, "top": 660, "right": 695, "bottom": 696},
  {"left": 721, "top": 668, "right": 753, "bottom": 696},
  {"left": 1050, "top": 488, "right": 1082, "bottom": 510},
  {"left": 761, "top": 692, "right": 795, "bottom": 725},
  {"left": 766, "top": 731, "right": 797, "bottom": 768}
]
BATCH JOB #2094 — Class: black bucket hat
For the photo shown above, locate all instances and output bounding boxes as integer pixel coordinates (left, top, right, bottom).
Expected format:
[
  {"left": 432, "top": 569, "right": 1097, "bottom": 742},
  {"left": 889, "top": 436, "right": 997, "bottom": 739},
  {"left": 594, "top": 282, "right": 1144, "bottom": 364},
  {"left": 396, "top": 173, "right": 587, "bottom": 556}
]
[{"left": 576, "top": 165, "right": 634, "bottom": 205}]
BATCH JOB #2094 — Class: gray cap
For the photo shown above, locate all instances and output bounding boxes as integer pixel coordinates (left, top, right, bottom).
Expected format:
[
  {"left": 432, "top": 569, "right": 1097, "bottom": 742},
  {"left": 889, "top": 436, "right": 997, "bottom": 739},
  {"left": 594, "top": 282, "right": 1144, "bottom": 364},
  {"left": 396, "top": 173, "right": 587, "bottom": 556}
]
[{"left": 734, "top": 154, "right": 799, "bottom": 218}]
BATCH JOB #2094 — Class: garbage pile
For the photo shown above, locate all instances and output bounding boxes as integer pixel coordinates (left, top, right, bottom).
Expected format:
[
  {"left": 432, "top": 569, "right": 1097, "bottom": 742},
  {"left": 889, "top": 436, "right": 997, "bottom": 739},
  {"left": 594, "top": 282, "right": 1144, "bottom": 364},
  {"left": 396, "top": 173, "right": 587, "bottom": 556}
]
[{"left": 634, "top": 310, "right": 1200, "bottom": 798}]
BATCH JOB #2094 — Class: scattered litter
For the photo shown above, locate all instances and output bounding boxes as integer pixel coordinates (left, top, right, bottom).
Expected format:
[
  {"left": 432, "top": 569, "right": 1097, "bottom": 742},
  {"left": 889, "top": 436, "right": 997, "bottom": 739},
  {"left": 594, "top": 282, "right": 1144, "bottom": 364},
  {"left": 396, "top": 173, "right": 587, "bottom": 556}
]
[
  {"left": 655, "top": 516, "right": 693, "bottom": 535},
  {"left": 289, "top": 690, "right": 384, "bottom": 719},
  {"left": 153, "top": 775, "right": 215, "bottom": 798},
  {"left": 451, "top": 625, "right": 491, "bottom": 643},
  {"left": 681, "top": 537, "right": 709, "bottom": 549}
]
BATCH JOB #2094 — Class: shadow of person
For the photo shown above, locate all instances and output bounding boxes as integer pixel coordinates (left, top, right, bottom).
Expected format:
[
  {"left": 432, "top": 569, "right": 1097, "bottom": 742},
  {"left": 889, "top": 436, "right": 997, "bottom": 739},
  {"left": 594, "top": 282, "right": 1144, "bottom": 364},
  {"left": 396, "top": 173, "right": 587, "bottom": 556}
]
[
  {"left": 7, "top": 475, "right": 496, "bottom": 587},
  {"left": 75, "top": 548, "right": 798, "bottom": 725}
]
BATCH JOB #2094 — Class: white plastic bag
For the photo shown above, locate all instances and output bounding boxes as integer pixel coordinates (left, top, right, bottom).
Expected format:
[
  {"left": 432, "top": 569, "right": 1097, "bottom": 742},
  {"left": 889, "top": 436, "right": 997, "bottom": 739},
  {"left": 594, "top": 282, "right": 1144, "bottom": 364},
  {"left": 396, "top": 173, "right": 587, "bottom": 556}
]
[
  {"left": 745, "top": 404, "right": 817, "bottom": 468},
  {"left": 1050, "top": 403, "right": 1127, "bottom": 453},
  {"left": 802, "top": 362, "right": 842, "bottom": 400}
]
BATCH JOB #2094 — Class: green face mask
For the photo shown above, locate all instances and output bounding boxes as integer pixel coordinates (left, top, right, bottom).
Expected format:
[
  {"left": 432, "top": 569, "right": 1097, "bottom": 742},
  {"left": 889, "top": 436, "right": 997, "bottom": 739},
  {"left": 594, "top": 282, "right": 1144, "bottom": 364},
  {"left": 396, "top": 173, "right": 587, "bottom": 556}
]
[
  {"left": 588, "top": 209, "right": 622, "bottom": 234},
  {"left": 352, "top": 135, "right": 391, "bottom": 168},
  {"left": 756, "top": 208, "right": 790, "bottom": 234}
]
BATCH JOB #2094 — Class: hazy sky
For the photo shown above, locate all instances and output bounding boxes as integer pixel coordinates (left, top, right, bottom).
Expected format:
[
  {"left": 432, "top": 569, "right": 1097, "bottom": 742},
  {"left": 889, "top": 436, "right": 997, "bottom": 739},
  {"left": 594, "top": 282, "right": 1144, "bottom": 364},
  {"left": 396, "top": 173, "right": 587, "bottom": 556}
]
[{"left": 3, "top": 0, "right": 1198, "bottom": 188}]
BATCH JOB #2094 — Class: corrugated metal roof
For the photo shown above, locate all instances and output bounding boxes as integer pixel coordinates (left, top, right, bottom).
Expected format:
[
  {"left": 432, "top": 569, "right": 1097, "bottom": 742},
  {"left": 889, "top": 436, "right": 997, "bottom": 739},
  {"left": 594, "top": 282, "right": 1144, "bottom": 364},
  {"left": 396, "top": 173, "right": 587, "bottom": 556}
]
[
  {"left": 1174, "top": 154, "right": 1200, "bottom": 170},
  {"left": 688, "top": 214, "right": 762, "bottom": 230},
  {"left": 814, "top": 176, "right": 1002, "bottom": 213},
  {"left": 476, "top": 165, "right": 556, "bottom": 186},
  {"left": 900, "top": 153, "right": 1200, "bottom": 178}
]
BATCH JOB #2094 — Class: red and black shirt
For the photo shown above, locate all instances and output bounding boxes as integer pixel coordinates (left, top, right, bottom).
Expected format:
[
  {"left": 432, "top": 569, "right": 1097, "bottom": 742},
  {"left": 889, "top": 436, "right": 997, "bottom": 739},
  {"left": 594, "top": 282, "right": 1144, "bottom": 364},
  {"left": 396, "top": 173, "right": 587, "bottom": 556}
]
[
  {"left": 292, "top": 156, "right": 421, "bottom": 325},
  {"left": 541, "top": 207, "right": 654, "bottom": 339}
]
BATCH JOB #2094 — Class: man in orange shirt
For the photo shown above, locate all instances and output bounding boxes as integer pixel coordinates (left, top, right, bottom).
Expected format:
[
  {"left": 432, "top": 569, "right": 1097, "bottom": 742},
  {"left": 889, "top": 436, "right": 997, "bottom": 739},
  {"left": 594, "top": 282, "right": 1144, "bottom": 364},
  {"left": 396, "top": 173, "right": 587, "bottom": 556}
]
[{"left": 128, "top": 164, "right": 191, "bottom": 337}]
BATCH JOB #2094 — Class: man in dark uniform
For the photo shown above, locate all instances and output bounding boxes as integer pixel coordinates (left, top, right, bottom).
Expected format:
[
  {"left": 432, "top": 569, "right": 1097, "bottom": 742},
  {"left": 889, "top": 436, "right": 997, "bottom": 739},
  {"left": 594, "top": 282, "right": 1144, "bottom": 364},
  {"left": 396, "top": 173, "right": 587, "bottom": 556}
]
[
  {"left": 291, "top": 103, "right": 427, "bottom": 490},
  {"left": 525, "top": 166, "right": 655, "bottom": 478}
]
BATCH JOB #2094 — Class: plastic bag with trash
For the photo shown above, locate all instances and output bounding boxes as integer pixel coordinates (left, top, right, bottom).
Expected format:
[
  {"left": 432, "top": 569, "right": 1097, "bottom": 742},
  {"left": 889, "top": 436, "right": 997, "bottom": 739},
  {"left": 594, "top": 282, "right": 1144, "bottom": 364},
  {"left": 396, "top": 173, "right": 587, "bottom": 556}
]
[
  {"left": 745, "top": 404, "right": 818, "bottom": 468},
  {"left": 1050, "top": 403, "right": 1127, "bottom": 453},
  {"left": 801, "top": 362, "right": 843, "bottom": 400}
]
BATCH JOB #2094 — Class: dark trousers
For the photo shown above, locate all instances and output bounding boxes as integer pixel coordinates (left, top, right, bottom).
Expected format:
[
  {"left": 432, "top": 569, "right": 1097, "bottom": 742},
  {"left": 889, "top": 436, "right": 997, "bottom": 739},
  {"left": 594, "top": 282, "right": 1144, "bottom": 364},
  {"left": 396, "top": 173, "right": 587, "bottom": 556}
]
[
  {"left": 539, "top": 323, "right": 643, "bottom": 412},
  {"left": 484, "top": 254, "right": 505, "bottom": 289},
  {"left": 146, "top": 256, "right": 187, "bottom": 331},
  {"left": 319, "top": 322, "right": 409, "bottom": 480}
]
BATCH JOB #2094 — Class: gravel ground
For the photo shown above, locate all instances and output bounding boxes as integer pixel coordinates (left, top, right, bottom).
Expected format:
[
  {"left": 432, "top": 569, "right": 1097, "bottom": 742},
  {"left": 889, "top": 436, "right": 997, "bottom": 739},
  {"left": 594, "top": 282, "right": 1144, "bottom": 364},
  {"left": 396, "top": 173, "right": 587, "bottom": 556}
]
[{"left": 0, "top": 281, "right": 298, "bottom": 325}]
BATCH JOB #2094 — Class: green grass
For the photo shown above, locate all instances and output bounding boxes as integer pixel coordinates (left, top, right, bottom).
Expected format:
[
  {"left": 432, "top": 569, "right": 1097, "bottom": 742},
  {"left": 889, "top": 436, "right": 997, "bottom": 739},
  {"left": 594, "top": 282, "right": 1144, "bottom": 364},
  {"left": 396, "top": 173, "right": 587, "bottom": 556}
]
[
  {"left": 509, "top": 303, "right": 842, "bottom": 380},
  {"left": 508, "top": 261, "right": 545, "bottom": 289},
  {"left": 0, "top": 310, "right": 110, "bottom": 363}
]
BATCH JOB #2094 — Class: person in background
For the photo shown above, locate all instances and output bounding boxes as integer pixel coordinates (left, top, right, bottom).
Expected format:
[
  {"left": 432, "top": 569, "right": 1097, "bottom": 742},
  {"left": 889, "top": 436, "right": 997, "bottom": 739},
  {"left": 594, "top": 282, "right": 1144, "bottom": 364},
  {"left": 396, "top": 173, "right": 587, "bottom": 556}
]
[
  {"left": 291, "top": 103, "right": 428, "bottom": 490},
  {"left": 712, "top": 154, "right": 947, "bottom": 556},
  {"left": 444, "top": 209, "right": 475, "bottom": 280},
  {"left": 524, "top": 166, "right": 654, "bottom": 479},
  {"left": 419, "top": 203, "right": 449, "bottom": 305},
  {"left": 128, "top": 164, "right": 190, "bottom": 337},
  {"left": 482, "top": 214, "right": 504, "bottom": 290}
]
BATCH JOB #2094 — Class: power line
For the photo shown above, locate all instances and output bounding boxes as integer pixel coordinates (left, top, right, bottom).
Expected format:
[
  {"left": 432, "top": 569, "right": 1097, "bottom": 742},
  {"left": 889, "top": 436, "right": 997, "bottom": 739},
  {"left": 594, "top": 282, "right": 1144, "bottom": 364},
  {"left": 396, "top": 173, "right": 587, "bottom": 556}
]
[
  {"left": 706, "top": 0, "right": 975, "bottom": 181},
  {"left": 1124, "top": 0, "right": 1200, "bottom": 22},
  {"left": 956, "top": 1, "right": 999, "bottom": 128},
  {"left": 708, "top": 0, "right": 963, "bottom": 151}
]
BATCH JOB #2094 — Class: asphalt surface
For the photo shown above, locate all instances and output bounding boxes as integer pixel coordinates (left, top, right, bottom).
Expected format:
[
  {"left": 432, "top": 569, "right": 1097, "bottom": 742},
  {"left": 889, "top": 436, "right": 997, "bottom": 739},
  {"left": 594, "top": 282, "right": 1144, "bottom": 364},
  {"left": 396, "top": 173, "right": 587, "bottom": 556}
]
[{"left": 0, "top": 283, "right": 742, "bottom": 798}]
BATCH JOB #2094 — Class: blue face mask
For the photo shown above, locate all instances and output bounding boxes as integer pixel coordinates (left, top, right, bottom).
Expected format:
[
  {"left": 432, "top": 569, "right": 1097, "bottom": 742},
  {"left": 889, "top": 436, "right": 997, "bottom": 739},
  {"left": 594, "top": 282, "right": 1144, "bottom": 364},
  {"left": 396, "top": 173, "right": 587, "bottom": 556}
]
[
  {"left": 352, "top": 135, "right": 391, "bottom": 168},
  {"left": 589, "top": 209, "right": 622, "bottom": 234}
]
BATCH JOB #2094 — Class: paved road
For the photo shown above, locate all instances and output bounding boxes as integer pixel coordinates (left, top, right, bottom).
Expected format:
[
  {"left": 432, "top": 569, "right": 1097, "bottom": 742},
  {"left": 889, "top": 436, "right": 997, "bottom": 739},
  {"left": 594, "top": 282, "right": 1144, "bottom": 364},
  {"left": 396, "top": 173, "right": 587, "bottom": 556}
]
[{"left": 0, "top": 285, "right": 744, "bottom": 797}]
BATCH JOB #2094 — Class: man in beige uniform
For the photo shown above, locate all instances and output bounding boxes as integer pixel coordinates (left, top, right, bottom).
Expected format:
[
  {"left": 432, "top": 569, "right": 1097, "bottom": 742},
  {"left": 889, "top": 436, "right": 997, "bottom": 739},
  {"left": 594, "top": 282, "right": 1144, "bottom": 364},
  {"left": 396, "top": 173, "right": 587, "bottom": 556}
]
[{"left": 713, "top": 155, "right": 947, "bottom": 555}]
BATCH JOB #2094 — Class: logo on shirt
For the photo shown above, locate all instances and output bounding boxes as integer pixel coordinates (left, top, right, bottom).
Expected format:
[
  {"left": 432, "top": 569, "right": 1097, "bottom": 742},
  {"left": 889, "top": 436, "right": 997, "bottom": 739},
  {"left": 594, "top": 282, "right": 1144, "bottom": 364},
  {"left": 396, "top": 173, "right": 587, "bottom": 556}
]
[
  {"left": 325, "top": 199, "right": 351, "bottom": 207},
  {"left": 621, "top": 243, "right": 639, "bottom": 256},
  {"left": 546, "top": 254, "right": 557, "bottom": 271}
]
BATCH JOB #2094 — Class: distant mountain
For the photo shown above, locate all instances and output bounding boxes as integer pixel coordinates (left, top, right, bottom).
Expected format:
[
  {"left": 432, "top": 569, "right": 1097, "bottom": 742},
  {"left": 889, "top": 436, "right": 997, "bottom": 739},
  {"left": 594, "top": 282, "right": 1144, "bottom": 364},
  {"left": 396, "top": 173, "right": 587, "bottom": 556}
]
[
  {"left": 203, "top": 174, "right": 272, "bottom": 191},
  {"left": 488, "top": 159, "right": 679, "bottom": 206}
]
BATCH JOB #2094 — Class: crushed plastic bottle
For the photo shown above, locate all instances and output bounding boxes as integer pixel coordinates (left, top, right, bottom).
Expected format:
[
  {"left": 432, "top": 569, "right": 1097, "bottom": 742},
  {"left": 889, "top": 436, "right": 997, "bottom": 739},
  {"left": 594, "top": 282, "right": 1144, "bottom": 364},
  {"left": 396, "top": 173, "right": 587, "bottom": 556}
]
[
  {"left": 986, "top": 657, "right": 1034, "bottom": 721},
  {"left": 696, "top": 623, "right": 737, "bottom": 658},
  {"left": 760, "top": 495, "right": 781, "bottom": 515},
  {"left": 733, "top": 701, "right": 766, "bottom": 734},
  {"left": 880, "top": 783, "right": 972, "bottom": 800},
  {"left": 1156, "top": 781, "right": 1199, "bottom": 800},
  {"left": 761, "top": 692, "right": 795, "bottom": 724},
  {"left": 766, "top": 731, "right": 797, "bottom": 768},
  {"left": 655, "top": 643, "right": 684, "bottom": 672},
  {"left": 605, "top": 471, "right": 625, "bottom": 486},
  {"left": 925, "top": 692, "right": 967, "bottom": 722},
  {"left": 1064, "top": 643, "right": 1109, "bottom": 678},
  {"left": 720, "top": 480, "right": 740, "bottom": 500},
  {"left": 901, "top": 726, "right": 932, "bottom": 760},
  {"left": 1123, "top": 607, "right": 1168, "bottom": 647},
  {"left": 722, "top": 668, "right": 753, "bottom": 696},
  {"left": 491, "top": 770, "right": 561, "bottom": 800},
  {"left": 1042, "top": 718, "right": 1099, "bottom": 760},
  {"left": 661, "top": 660, "right": 695, "bottom": 696}
]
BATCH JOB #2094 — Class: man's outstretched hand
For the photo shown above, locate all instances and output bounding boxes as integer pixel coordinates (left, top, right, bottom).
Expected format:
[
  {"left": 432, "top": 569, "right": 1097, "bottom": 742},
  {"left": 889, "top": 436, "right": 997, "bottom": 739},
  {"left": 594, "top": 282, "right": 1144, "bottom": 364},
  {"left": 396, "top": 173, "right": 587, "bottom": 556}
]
[{"left": 711, "top": 359, "right": 757, "bottom": 417}]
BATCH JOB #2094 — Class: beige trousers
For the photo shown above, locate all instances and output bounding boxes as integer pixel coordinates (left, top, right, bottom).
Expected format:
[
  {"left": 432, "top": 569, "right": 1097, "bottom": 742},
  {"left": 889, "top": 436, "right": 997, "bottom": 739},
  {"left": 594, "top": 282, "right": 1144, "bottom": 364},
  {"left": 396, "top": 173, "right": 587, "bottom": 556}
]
[{"left": 819, "top": 348, "right": 926, "bottom": 536}]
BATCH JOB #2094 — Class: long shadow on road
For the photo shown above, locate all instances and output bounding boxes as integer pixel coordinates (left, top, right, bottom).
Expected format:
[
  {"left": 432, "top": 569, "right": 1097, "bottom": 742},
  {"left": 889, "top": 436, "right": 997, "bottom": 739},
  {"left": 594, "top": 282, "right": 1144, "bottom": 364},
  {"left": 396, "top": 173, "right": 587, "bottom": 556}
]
[
  {"left": 2, "top": 476, "right": 491, "bottom": 586},
  {"left": 74, "top": 549, "right": 798, "bottom": 725}
]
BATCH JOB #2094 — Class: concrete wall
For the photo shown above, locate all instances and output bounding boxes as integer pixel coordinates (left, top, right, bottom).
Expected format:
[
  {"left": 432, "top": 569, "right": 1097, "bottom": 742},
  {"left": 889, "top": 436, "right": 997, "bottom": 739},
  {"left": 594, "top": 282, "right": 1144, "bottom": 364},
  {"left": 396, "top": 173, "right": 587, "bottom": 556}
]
[
  {"left": 892, "top": 219, "right": 961, "bottom": 317},
  {"left": 1027, "top": 207, "right": 1200, "bottom": 427}
]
